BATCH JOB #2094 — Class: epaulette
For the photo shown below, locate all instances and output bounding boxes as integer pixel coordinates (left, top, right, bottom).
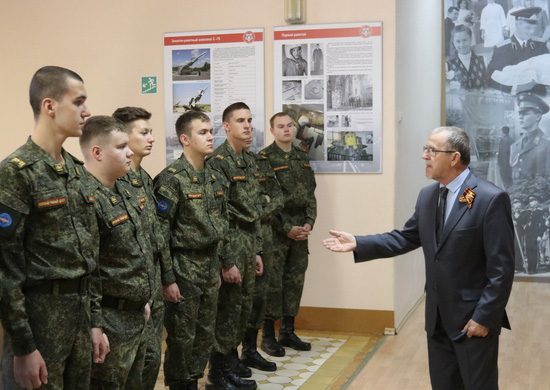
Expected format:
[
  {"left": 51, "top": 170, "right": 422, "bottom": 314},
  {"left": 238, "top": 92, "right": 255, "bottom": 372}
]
[
  {"left": 8, "top": 157, "right": 28, "bottom": 169},
  {"left": 495, "top": 39, "right": 511, "bottom": 48},
  {"left": 216, "top": 154, "right": 225, "bottom": 160},
  {"left": 164, "top": 159, "right": 187, "bottom": 175},
  {"left": 531, "top": 36, "right": 545, "bottom": 43}
]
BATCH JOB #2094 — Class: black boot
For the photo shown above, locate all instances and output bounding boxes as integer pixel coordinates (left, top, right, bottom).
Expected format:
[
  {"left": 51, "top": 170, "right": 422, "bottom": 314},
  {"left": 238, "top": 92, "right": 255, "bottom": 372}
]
[
  {"left": 206, "top": 352, "right": 238, "bottom": 390},
  {"left": 187, "top": 380, "right": 198, "bottom": 390},
  {"left": 278, "top": 316, "right": 311, "bottom": 351},
  {"left": 224, "top": 352, "right": 257, "bottom": 390},
  {"left": 241, "top": 328, "right": 277, "bottom": 371},
  {"left": 260, "top": 318, "right": 285, "bottom": 357},
  {"left": 228, "top": 348, "right": 252, "bottom": 378}
]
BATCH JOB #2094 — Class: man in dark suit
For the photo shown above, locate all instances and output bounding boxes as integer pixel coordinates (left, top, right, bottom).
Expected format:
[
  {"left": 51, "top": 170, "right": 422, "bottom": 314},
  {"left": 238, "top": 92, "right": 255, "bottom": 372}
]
[
  {"left": 487, "top": 7, "right": 549, "bottom": 92},
  {"left": 323, "top": 126, "right": 515, "bottom": 390}
]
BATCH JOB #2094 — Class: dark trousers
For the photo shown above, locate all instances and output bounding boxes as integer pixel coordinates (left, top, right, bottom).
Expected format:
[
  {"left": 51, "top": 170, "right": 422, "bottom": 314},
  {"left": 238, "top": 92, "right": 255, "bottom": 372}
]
[{"left": 427, "top": 314, "right": 499, "bottom": 390}]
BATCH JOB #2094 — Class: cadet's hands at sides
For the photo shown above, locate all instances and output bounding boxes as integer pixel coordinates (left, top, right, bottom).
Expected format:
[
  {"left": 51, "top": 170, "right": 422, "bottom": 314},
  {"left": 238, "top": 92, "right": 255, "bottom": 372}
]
[
  {"left": 91, "top": 327, "right": 110, "bottom": 364},
  {"left": 461, "top": 319, "right": 489, "bottom": 338},
  {"left": 255, "top": 255, "right": 264, "bottom": 276},
  {"left": 223, "top": 266, "right": 242, "bottom": 283},
  {"left": 163, "top": 283, "right": 182, "bottom": 303},
  {"left": 14, "top": 350, "right": 47, "bottom": 389},
  {"left": 322, "top": 230, "right": 357, "bottom": 252}
]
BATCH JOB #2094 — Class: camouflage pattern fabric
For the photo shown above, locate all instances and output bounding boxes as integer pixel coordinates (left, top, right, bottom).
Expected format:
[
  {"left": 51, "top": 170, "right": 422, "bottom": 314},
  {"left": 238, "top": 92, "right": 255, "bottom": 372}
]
[
  {"left": 0, "top": 138, "right": 98, "bottom": 386},
  {"left": 153, "top": 155, "right": 227, "bottom": 385},
  {"left": 120, "top": 168, "right": 166, "bottom": 390},
  {"left": 90, "top": 307, "right": 147, "bottom": 389},
  {"left": 206, "top": 141, "right": 262, "bottom": 353},
  {"left": 259, "top": 142, "right": 316, "bottom": 319},
  {"left": 247, "top": 153, "right": 284, "bottom": 329},
  {"left": 89, "top": 178, "right": 153, "bottom": 388}
]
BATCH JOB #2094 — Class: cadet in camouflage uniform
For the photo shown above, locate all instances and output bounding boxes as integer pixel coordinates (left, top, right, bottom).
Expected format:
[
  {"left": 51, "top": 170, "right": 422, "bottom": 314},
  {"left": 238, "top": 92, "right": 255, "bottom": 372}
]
[
  {"left": 206, "top": 102, "right": 263, "bottom": 390},
  {"left": 240, "top": 133, "right": 283, "bottom": 372},
  {"left": 113, "top": 107, "right": 167, "bottom": 390},
  {"left": 0, "top": 66, "right": 108, "bottom": 390},
  {"left": 260, "top": 113, "right": 317, "bottom": 356},
  {"left": 153, "top": 111, "right": 227, "bottom": 390},
  {"left": 80, "top": 116, "right": 154, "bottom": 390}
]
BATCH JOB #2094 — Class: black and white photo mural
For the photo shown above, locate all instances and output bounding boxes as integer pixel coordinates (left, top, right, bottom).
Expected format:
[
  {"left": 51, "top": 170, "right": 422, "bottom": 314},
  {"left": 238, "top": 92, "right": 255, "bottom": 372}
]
[{"left": 444, "top": 0, "right": 550, "bottom": 278}]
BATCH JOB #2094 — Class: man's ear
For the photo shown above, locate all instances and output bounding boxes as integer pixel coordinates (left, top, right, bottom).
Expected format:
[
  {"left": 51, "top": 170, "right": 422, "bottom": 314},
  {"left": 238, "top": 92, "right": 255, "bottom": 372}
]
[
  {"left": 42, "top": 98, "right": 55, "bottom": 118},
  {"left": 223, "top": 121, "right": 230, "bottom": 134},
  {"left": 91, "top": 145, "right": 102, "bottom": 162},
  {"left": 180, "top": 133, "right": 189, "bottom": 147}
]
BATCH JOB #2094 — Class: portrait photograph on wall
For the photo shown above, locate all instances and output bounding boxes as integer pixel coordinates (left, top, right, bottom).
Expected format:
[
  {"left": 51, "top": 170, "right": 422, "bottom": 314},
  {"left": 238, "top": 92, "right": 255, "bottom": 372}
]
[{"left": 443, "top": 0, "right": 550, "bottom": 279}]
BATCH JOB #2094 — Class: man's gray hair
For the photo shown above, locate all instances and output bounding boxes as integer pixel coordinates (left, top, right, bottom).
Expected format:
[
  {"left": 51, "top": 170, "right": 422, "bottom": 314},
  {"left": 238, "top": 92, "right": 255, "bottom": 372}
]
[{"left": 432, "top": 126, "right": 470, "bottom": 166}]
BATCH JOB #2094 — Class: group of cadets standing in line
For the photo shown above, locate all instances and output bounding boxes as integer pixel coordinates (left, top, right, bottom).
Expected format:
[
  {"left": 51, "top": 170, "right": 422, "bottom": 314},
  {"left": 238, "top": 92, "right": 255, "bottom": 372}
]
[{"left": 0, "top": 66, "right": 317, "bottom": 390}]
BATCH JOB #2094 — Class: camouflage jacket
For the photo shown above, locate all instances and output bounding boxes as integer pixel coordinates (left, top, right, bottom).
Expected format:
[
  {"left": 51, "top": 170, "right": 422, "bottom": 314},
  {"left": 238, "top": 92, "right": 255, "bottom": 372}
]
[
  {"left": 255, "top": 152, "right": 284, "bottom": 223},
  {"left": 119, "top": 168, "right": 170, "bottom": 291},
  {"left": 206, "top": 140, "right": 263, "bottom": 267},
  {"left": 0, "top": 138, "right": 98, "bottom": 355},
  {"left": 260, "top": 142, "right": 317, "bottom": 234},
  {"left": 154, "top": 155, "right": 228, "bottom": 284},
  {"left": 90, "top": 177, "right": 153, "bottom": 328}
]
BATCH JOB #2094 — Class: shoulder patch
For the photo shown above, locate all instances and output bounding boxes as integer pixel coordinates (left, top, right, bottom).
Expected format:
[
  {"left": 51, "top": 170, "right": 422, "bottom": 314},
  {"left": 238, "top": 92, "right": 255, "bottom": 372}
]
[
  {"left": 155, "top": 194, "right": 174, "bottom": 218},
  {"left": 216, "top": 154, "right": 225, "bottom": 160},
  {"left": 0, "top": 203, "right": 23, "bottom": 238}
]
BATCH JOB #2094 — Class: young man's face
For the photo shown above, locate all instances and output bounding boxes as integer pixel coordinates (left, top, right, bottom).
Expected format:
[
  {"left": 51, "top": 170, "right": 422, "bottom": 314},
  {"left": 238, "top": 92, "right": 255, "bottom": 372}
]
[
  {"left": 270, "top": 115, "right": 296, "bottom": 144},
  {"left": 449, "top": 9, "right": 459, "bottom": 21},
  {"left": 291, "top": 47, "right": 302, "bottom": 60},
  {"left": 127, "top": 119, "right": 154, "bottom": 159},
  {"left": 518, "top": 108, "right": 541, "bottom": 131},
  {"left": 515, "top": 20, "right": 537, "bottom": 41},
  {"left": 183, "top": 119, "right": 214, "bottom": 157},
  {"left": 224, "top": 108, "right": 252, "bottom": 146},
  {"left": 101, "top": 130, "right": 133, "bottom": 179},
  {"left": 53, "top": 77, "right": 91, "bottom": 138}
]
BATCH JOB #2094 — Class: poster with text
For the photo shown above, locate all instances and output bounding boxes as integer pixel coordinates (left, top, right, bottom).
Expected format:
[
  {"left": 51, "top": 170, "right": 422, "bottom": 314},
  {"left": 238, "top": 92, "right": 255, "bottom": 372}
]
[
  {"left": 164, "top": 28, "right": 265, "bottom": 165},
  {"left": 274, "top": 22, "right": 382, "bottom": 173}
]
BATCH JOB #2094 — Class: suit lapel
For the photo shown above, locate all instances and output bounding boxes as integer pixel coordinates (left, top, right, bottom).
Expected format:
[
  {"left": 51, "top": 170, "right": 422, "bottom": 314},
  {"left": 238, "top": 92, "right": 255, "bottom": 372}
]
[{"left": 437, "top": 172, "right": 478, "bottom": 250}]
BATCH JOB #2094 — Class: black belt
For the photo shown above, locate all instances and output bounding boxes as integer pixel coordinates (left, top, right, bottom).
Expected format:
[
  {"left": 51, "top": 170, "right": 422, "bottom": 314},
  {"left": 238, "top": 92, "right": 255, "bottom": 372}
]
[
  {"left": 24, "top": 277, "right": 89, "bottom": 296},
  {"left": 229, "top": 220, "right": 255, "bottom": 231},
  {"left": 101, "top": 295, "right": 147, "bottom": 311},
  {"left": 180, "top": 244, "right": 219, "bottom": 256}
]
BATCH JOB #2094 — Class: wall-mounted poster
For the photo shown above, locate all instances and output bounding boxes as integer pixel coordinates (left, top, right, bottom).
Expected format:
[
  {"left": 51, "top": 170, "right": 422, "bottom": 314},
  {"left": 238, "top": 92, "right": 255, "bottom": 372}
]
[
  {"left": 273, "top": 22, "right": 382, "bottom": 173},
  {"left": 164, "top": 28, "right": 265, "bottom": 165},
  {"left": 443, "top": 0, "right": 550, "bottom": 279}
]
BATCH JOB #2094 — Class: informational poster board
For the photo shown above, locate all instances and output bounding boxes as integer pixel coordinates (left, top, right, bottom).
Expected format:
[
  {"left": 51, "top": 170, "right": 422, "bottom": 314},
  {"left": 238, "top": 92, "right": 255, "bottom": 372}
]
[
  {"left": 164, "top": 28, "right": 265, "bottom": 165},
  {"left": 273, "top": 22, "right": 382, "bottom": 173}
]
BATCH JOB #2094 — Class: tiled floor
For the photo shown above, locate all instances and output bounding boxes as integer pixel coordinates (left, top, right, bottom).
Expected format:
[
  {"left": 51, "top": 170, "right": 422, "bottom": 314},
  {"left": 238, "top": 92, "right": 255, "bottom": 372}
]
[{"left": 155, "top": 331, "right": 383, "bottom": 390}]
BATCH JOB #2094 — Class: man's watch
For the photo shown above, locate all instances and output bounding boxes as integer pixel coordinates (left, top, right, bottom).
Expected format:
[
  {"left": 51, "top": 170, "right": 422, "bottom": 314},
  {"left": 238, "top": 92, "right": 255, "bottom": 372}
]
[{"left": 256, "top": 251, "right": 264, "bottom": 256}]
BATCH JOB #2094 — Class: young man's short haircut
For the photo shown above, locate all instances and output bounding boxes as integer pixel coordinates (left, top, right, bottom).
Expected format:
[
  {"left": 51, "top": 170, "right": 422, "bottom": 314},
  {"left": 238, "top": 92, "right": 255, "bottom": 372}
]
[
  {"left": 29, "top": 66, "right": 83, "bottom": 120},
  {"left": 175, "top": 111, "right": 211, "bottom": 141},
  {"left": 80, "top": 115, "right": 126, "bottom": 148},
  {"left": 269, "top": 112, "right": 292, "bottom": 128},
  {"left": 112, "top": 107, "right": 152, "bottom": 126},
  {"left": 222, "top": 102, "right": 250, "bottom": 123}
]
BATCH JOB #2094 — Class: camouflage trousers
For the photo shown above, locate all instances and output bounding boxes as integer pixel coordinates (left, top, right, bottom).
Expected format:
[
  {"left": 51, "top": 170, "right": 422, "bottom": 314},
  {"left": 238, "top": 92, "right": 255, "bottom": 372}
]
[
  {"left": 164, "top": 259, "right": 219, "bottom": 386},
  {"left": 266, "top": 233, "right": 309, "bottom": 319},
  {"left": 214, "top": 228, "right": 256, "bottom": 354},
  {"left": 142, "top": 295, "right": 164, "bottom": 390},
  {"left": 247, "top": 223, "right": 274, "bottom": 330},
  {"left": 90, "top": 307, "right": 147, "bottom": 390},
  {"left": 1, "top": 292, "right": 92, "bottom": 390}
]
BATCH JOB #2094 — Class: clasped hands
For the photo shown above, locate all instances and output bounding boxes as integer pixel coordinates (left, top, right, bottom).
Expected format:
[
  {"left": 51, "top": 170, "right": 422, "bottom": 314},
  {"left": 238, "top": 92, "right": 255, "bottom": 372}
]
[{"left": 288, "top": 223, "right": 312, "bottom": 241}]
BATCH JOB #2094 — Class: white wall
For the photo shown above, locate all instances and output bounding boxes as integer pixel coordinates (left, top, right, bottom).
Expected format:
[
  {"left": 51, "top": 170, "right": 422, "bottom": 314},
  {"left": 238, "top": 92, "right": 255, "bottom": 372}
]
[{"left": 393, "top": 0, "right": 443, "bottom": 329}]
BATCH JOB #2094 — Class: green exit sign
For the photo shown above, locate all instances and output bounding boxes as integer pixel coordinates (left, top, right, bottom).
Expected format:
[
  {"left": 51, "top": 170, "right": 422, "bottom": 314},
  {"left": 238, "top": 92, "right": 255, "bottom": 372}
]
[{"left": 141, "top": 76, "right": 157, "bottom": 94}]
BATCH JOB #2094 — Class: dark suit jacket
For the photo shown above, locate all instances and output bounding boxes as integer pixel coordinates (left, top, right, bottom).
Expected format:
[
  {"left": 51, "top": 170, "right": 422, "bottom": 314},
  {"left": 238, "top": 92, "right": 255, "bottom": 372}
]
[
  {"left": 354, "top": 172, "right": 514, "bottom": 340},
  {"left": 487, "top": 35, "right": 548, "bottom": 92}
]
